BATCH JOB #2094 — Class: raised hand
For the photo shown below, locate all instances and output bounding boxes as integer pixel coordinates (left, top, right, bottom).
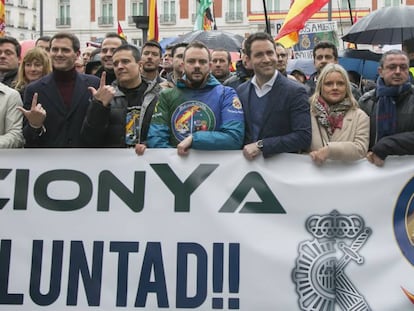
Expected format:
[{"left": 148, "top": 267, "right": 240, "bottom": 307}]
[
  {"left": 17, "top": 92, "right": 46, "bottom": 128},
  {"left": 88, "top": 71, "right": 115, "bottom": 107}
]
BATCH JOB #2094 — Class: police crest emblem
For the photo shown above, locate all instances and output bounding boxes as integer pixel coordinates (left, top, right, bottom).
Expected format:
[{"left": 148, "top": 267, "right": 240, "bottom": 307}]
[{"left": 292, "top": 210, "right": 372, "bottom": 310}]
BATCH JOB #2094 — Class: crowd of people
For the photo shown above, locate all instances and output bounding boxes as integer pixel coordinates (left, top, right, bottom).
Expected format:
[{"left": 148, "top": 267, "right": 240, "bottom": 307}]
[{"left": 0, "top": 30, "right": 413, "bottom": 167}]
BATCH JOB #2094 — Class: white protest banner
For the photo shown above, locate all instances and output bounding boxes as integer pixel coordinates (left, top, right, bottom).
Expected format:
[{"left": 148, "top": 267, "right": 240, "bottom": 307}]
[{"left": 1, "top": 149, "right": 414, "bottom": 310}]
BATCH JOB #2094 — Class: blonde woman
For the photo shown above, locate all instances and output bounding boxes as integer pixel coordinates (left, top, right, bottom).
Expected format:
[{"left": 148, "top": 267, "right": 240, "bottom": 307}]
[
  {"left": 14, "top": 47, "right": 52, "bottom": 99},
  {"left": 309, "top": 63, "right": 369, "bottom": 165}
]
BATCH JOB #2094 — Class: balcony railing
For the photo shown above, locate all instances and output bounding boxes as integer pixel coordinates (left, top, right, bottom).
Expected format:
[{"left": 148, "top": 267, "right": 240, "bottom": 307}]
[
  {"left": 98, "top": 16, "right": 114, "bottom": 26},
  {"left": 17, "top": 23, "right": 29, "bottom": 29},
  {"left": 56, "top": 17, "right": 71, "bottom": 27},
  {"left": 159, "top": 14, "right": 176, "bottom": 25},
  {"left": 225, "top": 11, "right": 243, "bottom": 23},
  {"left": 17, "top": 0, "right": 27, "bottom": 8}
]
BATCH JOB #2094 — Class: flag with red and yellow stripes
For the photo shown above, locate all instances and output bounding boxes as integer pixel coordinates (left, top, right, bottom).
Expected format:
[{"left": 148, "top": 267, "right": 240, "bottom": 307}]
[
  {"left": 148, "top": 0, "right": 159, "bottom": 41},
  {"left": 0, "top": 0, "right": 5, "bottom": 37},
  {"left": 275, "top": 0, "right": 329, "bottom": 48},
  {"left": 117, "top": 21, "right": 126, "bottom": 40}
]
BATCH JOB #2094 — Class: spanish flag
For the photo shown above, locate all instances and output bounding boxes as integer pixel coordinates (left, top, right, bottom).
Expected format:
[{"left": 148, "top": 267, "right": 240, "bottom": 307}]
[
  {"left": 275, "top": 0, "right": 329, "bottom": 48},
  {"left": 117, "top": 21, "right": 126, "bottom": 40},
  {"left": 148, "top": 0, "right": 159, "bottom": 41},
  {"left": 0, "top": 0, "right": 5, "bottom": 37}
]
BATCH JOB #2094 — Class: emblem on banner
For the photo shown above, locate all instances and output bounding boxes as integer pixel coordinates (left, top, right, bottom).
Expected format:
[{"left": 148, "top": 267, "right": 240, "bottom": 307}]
[
  {"left": 394, "top": 177, "right": 414, "bottom": 304},
  {"left": 292, "top": 210, "right": 372, "bottom": 311},
  {"left": 394, "top": 176, "right": 414, "bottom": 265}
]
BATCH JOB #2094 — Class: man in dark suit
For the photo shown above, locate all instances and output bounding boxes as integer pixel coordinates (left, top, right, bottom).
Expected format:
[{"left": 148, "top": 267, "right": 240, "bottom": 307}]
[
  {"left": 18, "top": 32, "right": 100, "bottom": 147},
  {"left": 237, "top": 32, "right": 311, "bottom": 160}
]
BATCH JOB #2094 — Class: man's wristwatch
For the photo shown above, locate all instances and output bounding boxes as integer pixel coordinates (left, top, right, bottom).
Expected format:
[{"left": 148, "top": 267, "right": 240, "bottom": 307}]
[{"left": 256, "top": 139, "right": 263, "bottom": 150}]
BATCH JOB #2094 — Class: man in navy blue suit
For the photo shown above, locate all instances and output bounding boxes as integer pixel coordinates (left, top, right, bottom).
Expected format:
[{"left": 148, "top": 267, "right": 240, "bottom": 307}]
[
  {"left": 18, "top": 32, "right": 100, "bottom": 147},
  {"left": 237, "top": 32, "right": 311, "bottom": 160}
]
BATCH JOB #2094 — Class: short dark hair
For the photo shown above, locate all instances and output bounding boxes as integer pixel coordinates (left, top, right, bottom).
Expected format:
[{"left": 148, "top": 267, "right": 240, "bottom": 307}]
[
  {"left": 142, "top": 40, "right": 162, "bottom": 56},
  {"left": 36, "top": 36, "right": 51, "bottom": 45},
  {"left": 212, "top": 48, "right": 231, "bottom": 63},
  {"left": 0, "top": 36, "right": 21, "bottom": 58},
  {"left": 312, "top": 41, "right": 338, "bottom": 60},
  {"left": 171, "top": 42, "right": 188, "bottom": 57},
  {"left": 244, "top": 32, "right": 275, "bottom": 58},
  {"left": 184, "top": 41, "right": 211, "bottom": 61},
  {"left": 104, "top": 32, "right": 127, "bottom": 45},
  {"left": 50, "top": 32, "right": 81, "bottom": 53},
  {"left": 113, "top": 44, "right": 141, "bottom": 62}
]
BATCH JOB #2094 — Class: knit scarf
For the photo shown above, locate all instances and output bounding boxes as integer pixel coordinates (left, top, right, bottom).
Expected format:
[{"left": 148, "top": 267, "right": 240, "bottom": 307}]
[
  {"left": 314, "top": 96, "right": 352, "bottom": 136},
  {"left": 376, "top": 77, "right": 411, "bottom": 141}
]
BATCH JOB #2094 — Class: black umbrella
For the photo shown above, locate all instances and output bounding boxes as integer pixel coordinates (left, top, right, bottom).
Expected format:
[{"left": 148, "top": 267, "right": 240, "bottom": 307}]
[
  {"left": 171, "top": 30, "right": 244, "bottom": 52},
  {"left": 342, "top": 5, "right": 414, "bottom": 45}
]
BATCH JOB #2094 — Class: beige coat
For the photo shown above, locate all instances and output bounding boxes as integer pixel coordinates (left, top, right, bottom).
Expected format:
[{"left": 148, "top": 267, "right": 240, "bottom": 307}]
[
  {"left": 0, "top": 83, "right": 24, "bottom": 148},
  {"left": 310, "top": 108, "right": 369, "bottom": 161}
]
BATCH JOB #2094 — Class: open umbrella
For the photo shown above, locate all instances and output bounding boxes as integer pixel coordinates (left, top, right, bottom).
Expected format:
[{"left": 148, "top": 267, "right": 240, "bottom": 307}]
[
  {"left": 342, "top": 5, "right": 414, "bottom": 45},
  {"left": 338, "top": 49, "right": 382, "bottom": 80},
  {"left": 287, "top": 59, "right": 315, "bottom": 76},
  {"left": 171, "top": 30, "right": 244, "bottom": 52}
]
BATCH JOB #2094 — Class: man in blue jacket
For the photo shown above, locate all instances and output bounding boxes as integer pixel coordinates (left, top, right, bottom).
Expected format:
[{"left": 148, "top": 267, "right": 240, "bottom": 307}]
[
  {"left": 136, "top": 41, "right": 244, "bottom": 156},
  {"left": 237, "top": 32, "right": 311, "bottom": 160}
]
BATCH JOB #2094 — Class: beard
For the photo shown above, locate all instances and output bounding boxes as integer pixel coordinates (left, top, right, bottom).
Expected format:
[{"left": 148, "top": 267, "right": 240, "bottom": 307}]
[{"left": 186, "top": 70, "right": 208, "bottom": 88}]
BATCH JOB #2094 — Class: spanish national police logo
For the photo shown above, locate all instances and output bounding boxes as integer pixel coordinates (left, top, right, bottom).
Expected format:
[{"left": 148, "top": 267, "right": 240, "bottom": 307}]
[
  {"left": 171, "top": 100, "right": 216, "bottom": 142},
  {"left": 292, "top": 210, "right": 372, "bottom": 310}
]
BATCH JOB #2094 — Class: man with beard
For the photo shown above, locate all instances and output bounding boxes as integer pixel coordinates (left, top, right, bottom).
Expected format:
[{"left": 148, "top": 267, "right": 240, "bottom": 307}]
[
  {"left": 211, "top": 49, "right": 233, "bottom": 83},
  {"left": 135, "top": 41, "right": 244, "bottom": 156},
  {"left": 140, "top": 40, "right": 165, "bottom": 84},
  {"left": 95, "top": 33, "right": 126, "bottom": 85}
]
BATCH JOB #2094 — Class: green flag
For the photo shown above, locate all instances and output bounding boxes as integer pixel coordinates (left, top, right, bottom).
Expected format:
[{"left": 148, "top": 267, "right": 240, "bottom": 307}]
[{"left": 193, "top": 0, "right": 212, "bottom": 31}]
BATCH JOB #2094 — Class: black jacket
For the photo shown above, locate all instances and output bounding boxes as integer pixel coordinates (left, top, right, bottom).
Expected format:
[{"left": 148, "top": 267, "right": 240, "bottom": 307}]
[
  {"left": 81, "top": 79, "right": 161, "bottom": 147},
  {"left": 359, "top": 86, "right": 414, "bottom": 159}
]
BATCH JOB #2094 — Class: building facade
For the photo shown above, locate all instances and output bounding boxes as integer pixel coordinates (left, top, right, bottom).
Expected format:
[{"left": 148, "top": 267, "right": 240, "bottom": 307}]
[{"left": 4, "top": 0, "right": 414, "bottom": 48}]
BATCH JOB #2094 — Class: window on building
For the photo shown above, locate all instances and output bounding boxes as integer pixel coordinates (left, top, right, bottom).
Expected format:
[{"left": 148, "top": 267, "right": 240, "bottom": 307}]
[
  {"left": 163, "top": 0, "right": 176, "bottom": 16},
  {"left": 59, "top": 0, "right": 70, "bottom": 24},
  {"left": 18, "top": 12, "right": 25, "bottom": 28},
  {"left": 5, "top": 10, "right": 11, "bottom": 26},
  {"left": 102, "top": 0, "right": 113, "bottom": 18},
  {"left": 383, "top": 0, "right": 400, "bottom": 6},
  {"left": 131, "top": 0, "right": 144, "bottom": 16},
  {"left": 340, "top": 0, "right": 355, "bottom": 10},
  {"left": 265, "top": 0, "right": 279, "bottom": 12}
]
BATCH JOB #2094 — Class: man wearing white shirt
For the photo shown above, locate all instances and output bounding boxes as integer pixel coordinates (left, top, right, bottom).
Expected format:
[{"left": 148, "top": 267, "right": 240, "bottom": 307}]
[{"left": 236, "top": 32, "right": 311, "bottom": 160}]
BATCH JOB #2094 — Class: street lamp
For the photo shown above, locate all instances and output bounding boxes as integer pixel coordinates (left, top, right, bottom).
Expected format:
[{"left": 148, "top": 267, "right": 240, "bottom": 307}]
[{"left": 132, "top": 16, "right": 149, "bottom": 44}]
